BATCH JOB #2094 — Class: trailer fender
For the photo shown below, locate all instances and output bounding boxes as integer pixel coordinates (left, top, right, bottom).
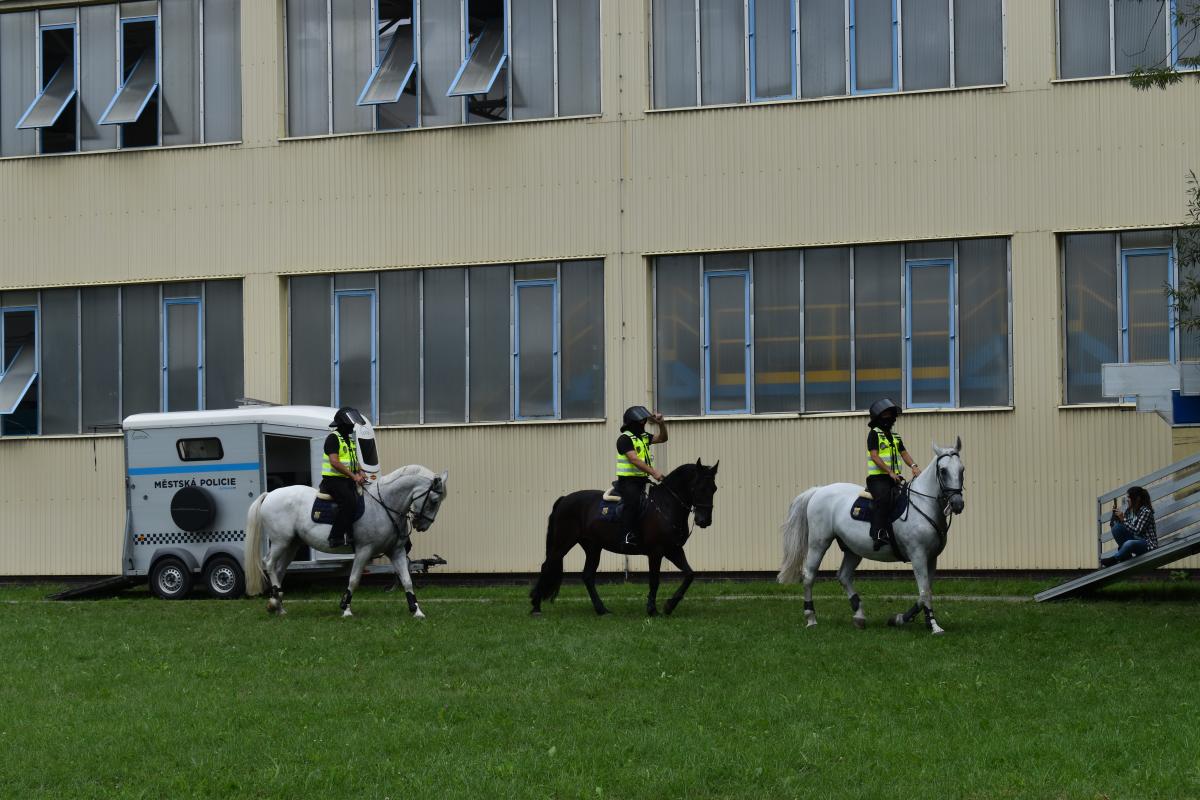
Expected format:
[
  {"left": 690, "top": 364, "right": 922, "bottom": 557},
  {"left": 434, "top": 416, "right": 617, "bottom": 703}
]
[
  {"left": 202, "top": 545, "right": 244, "bottom": 569},
  {"left": 150, "top": 547, "right": 201, "bottom": 574}
]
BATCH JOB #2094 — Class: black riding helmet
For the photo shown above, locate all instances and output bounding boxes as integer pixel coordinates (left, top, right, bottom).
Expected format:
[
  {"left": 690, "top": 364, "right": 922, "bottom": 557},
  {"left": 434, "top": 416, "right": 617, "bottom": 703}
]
[
  {"left": 330, "top": 406, "right": 365, "bottom": 431},
  {"left": 621, "top": 405, "right": 652, "bottom": 432},
  {"left": 867, "top": 398, "right": 901, "bottom": 428}
]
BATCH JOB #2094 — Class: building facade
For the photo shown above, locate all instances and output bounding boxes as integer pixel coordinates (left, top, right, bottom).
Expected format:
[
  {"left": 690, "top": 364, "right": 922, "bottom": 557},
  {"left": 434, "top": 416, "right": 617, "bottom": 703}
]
[{"left": 0, "top": 0, "right": 1196, "bottom": 576}]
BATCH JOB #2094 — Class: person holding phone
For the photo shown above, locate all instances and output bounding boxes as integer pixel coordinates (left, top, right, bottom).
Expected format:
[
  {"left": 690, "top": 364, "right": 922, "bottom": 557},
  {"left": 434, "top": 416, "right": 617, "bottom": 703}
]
[{"left": 1100, "top": 486, "right": 1158, "bottom": 567}]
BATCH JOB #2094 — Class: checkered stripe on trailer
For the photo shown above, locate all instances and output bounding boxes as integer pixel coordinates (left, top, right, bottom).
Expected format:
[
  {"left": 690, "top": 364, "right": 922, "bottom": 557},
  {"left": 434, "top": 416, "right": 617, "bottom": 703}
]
[{"left": 134, "top": 530, "right": 246, "bottom": 546}]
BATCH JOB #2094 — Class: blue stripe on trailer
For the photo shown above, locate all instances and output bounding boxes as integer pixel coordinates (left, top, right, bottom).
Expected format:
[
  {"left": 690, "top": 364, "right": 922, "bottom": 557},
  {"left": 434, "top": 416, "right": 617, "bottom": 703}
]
[{"left": 128, "top": 462, "right": 261, "bottom": 476}]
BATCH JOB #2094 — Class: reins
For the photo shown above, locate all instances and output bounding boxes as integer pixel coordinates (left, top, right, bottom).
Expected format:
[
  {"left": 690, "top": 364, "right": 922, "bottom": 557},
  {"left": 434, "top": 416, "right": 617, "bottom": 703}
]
[
  {"left": 649, "top": 470, "right": 712, "bottom": 538},
  {"left": 365, "top": 478, "right": 438, "bottom": 541},
  {"left": 902, "top": 452, "right": 964, "bottom": 539}
]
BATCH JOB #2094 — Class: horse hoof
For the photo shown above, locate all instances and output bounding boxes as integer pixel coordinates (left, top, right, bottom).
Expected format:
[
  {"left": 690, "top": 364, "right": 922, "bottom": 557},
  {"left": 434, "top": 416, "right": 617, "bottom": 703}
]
[
  {"left": 888, "top": 614, "right": 904, "bottom": 627},
  {"left": 805, "top": 619, "right": 817, "bottom": 628},
  {"left": 342, "top": 608, "right": 353, "bottom": 618},
  {"left": 530, "top": 610, "right": 542, "bottom": 618},
  {"left": 277, "top": 607, "right": 287, "bottom": 617},
  {"left": 596, "top": 609, "right": 611, "bottom": 617},
  {"left": 853, "top": 617, "right": 866, "bottom": 630},
  {"left": 413, "top": 609, "right": 426, "bottom": 620},
  {"left": 930, "top": 624, "right": 946, "bottom": 636},
  {"left": 646, "top": 608, "right": 658, "bottom": 617}
]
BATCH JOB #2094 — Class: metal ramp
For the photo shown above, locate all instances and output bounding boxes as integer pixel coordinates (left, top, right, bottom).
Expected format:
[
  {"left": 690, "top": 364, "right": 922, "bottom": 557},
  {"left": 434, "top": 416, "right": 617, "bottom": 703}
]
[{"left": 1036, "top": 449, "right": 1200, "bottom": 601}]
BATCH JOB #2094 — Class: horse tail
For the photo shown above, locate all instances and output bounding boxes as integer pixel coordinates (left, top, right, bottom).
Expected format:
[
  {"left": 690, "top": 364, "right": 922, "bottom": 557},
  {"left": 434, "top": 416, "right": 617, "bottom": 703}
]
[
  {"left": 531, "top": 496, "right": 567, "bottom": 604},
  {"left": 778, "top": 488, "right": 816, "bottom": 584},
  {"left": 243, "top": 492, "right": 268, "bottom": 597}
]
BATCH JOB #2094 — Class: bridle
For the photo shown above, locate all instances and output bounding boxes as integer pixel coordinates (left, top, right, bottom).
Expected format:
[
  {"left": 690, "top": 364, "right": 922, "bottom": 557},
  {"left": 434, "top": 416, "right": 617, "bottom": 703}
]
[
  {"left": 365, "top": 477, "right": 442, "bottom": 538},
  {"left": 904, "top": 452, "right": 964, "bottom": 535},
  {"left": 652, "top": 472, "right": 714, "bottom": 535}
]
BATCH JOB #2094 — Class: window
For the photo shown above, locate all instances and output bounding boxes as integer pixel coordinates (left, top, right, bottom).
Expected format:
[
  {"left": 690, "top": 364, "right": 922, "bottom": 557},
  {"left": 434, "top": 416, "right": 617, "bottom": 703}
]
[
  {"left": 0, "top": 305, "right": 39, "bottom": 436},
  {"left": 654, "top": 240, "right": 1011, "bottom": 415},
  {"left": 1063, "top": 229, "right": 1179, "bottom": 404},
  {"left": 1059, "top": 0, "right": 1199, "bottom": 78},
  {"left": 288, "top": 261, "right": 604, "bottom": 424},
  {"left": 286, "top": 0, "right": 600, "bottom": 135},
  {"left": 0, "top": 280, "right": 243, "bottom": 435},
  {"left": 1, "top": 1, "right": 240, "bottom": 158},
  {"left": 177, "top": 437, "right": 223, "bottom": 461},
  {"left": 654, "top": 0, "right": 1003, "bottom": 108},
  {"left": 99, "top": 14, "right": 160, "bottom": 147}
]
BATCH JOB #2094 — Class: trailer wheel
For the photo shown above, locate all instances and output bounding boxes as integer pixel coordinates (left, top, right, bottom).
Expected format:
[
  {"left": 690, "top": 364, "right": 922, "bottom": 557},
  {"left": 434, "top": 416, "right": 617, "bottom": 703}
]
[
  {"left": 203, "top": 556, "right": 245, "bottom": 599},
  {"left": 150, "top": 557, "right": 194, "bottom": 600}
]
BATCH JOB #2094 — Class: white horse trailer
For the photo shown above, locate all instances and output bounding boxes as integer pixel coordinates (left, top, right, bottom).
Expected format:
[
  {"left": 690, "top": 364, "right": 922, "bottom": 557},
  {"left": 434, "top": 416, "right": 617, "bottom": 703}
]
[{"left": 121, "top": 405, "right": 383, "bottom": 599}]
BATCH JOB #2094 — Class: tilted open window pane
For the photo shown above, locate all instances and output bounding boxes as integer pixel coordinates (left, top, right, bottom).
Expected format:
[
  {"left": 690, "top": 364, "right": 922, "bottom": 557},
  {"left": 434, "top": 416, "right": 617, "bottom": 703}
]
[
  {"left": 854, "top": 245, "right": 902, "bottom": 408},
  {"left": 852, "top": 0, "right": 897, "bottom": 92},
  {"left": 902, "top": 0, "right": 950, "bottom": 90},
  {"left": 907, "top": 262, "right": 953, "bottom": 407},
  {"left": 1124, "top": 250, "right": 1172, "bottom": 363},
  {"left": 1059, "top": 0, "right": 1112, "bottom": 77},
  {"left": 1064, "top": 234, "right": 1118, "bottom": 404},
  {"left": 0, "top": 310, "right": 38, "bottom": 416},
  {"left": 164, "top": 300, "right": 201, "bottom": 412},
  {"left": 656, "top": 256, "right": 702, "bottom": 415},
  {"left": 359, "top": 0, "right": 417, "bottom": 105},
  {"left": 1114, "top": 0, "right": 1167, "bottom": 74},
  {"left": 517, "top": 282, "right": 558, "bottom": 419},
  {"left": 705, "top": 271, "right": 750, "bottom": 413},
  {"left": 100, "top": 20, "right": 159, "bottom": 134},
  {"left": 800, "top": 0, "right": 847, "bottom": 98},
  {"left": 18, "top": 27, "right": 77, "bottom": 130},
  {"left": 448, "top": 1, "right": 509, "bottom": 97},
  {"left": 804, "top": 248, "right": 852, "bottom": 411},
  {"left": 753, "top": 250, "right": 802, "bottom": 412},
  {"left": 336, "top": 292, "right": 376, "bottom": 421}
]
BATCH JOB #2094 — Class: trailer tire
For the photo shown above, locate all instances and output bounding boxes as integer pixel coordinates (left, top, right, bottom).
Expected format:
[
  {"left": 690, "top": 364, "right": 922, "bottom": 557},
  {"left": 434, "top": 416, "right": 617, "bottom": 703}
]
[
  {"left": 150, "top": 556, "right": 194, "bottom": 600},
  {"left": 203, "top": 556, "right": 245, "bottom": 599}
]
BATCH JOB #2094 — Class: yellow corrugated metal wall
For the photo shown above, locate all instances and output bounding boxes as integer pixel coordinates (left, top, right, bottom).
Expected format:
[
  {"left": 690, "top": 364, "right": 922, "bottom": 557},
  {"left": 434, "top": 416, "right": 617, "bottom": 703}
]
[{"left": 0, "top": 0, "right": 1191, "bottom": 575}]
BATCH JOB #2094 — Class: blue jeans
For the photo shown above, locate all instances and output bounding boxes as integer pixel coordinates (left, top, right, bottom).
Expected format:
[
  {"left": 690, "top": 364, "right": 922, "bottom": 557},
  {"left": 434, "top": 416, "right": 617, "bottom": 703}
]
[{"left": 1105, "top": 521, "right": 1150, "bottom": 561}]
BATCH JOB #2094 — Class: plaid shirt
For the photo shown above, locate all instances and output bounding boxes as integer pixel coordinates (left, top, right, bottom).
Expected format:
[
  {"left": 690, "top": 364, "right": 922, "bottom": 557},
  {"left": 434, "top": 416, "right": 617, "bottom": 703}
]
[{"left": 1122, "top": 506, "right": 1159, "bottom": 548}]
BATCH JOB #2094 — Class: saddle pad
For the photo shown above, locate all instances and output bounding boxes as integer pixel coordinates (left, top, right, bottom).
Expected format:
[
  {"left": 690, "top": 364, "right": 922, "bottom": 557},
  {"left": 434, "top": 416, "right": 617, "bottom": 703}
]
[
  {"left": 849, "top": 492, "right": 909, "bottom": 523},
  {"left": 311, "top": 493, "right": 367, "bottom": 525}
]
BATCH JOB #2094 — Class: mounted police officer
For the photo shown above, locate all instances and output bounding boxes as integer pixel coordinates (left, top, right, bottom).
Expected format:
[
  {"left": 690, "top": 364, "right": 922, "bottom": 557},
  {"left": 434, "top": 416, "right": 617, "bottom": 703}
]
[
  {"left": 322, "top": 407, "right": 368, "bottom": 548},
  {"left": 615, "top": 405, "right": 668, "bottom": 548},
  {"left": 866, "top": 398, "right": 921, "bottom": 550}
]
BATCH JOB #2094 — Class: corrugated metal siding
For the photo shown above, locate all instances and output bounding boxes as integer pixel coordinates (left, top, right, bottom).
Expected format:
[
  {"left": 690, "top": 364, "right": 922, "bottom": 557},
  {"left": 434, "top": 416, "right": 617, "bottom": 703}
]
[{"left": 0, "top": 0, "right": 1191, "bottom": 575}]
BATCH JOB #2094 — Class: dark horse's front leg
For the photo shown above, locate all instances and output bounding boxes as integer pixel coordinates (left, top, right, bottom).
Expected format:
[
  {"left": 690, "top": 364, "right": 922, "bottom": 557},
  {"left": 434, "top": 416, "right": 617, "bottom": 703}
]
[
  {"left": 581, "top": 546, "right": 609, "bottom": 616},
  {"left": 662, "top": 547, "right": 695, "bottom": 615},
  {"left": 646, "top": 554, "right": 662, "bottom": 616}
]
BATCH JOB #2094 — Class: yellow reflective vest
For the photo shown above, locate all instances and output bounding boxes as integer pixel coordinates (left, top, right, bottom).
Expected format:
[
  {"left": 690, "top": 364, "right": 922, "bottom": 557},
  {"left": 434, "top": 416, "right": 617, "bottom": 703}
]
[
  {"left": 867, "top": 427, "right": 903, "bottom": 478},
  {"left": 321, "top": 432, "right": 359, "bottom": 478},
  {"left": 616, "top": 432, "right": 653, "bottom": 478}
]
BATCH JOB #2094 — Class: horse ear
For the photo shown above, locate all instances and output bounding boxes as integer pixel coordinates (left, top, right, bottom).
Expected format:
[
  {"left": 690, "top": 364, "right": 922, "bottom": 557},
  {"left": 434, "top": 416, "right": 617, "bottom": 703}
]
[
  {"left": 696, "top": 458, "right": 702, "bottom": 467},
  {"left": 955, "top": 436, "right": 962, "bottom": 454},
  {"left": 931, "top": 440, "right": 947, "bottom": 458},
  {"left": 712, "top": 460, "right": 719, "bottom": 474},
  {"left": 438, "top": 469, "right": 449, "bottom": 488}
]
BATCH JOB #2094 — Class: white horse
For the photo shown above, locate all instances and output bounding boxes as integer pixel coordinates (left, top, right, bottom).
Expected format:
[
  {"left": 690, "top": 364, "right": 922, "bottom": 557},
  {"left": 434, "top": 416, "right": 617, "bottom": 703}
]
[
  {"left": 244, "top": 465, "right": 449, "bottom": 618},
  {"left": 778, "top": 439, "right": 965, "bottom": 634}
]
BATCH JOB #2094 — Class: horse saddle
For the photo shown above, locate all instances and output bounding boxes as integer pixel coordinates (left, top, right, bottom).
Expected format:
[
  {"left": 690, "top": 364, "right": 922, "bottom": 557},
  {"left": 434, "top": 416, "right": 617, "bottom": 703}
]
[
  {"left": 311, "top": 491, "right": 367, "bottom": 525},
  {"left": 598, "top": 482, "right": 645, "bottom": 523},
  {"left": 849, "top": 488, "right": 909, "bottom": 523}
]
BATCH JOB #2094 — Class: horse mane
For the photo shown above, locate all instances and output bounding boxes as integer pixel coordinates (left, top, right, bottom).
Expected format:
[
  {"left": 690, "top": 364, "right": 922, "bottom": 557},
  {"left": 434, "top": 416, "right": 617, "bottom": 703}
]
[
  {"left": 661, "top": 461, "right": 704, "bottom": 489},
  {"left": 380, "top": 464, "right": 435, "bottom": 486}
]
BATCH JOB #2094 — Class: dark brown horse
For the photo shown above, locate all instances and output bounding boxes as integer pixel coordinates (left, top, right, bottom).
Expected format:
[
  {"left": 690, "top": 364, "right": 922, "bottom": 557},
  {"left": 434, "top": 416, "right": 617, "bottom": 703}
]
[{"left": 530, "top": 460, "right": 718, "bottom": 617}]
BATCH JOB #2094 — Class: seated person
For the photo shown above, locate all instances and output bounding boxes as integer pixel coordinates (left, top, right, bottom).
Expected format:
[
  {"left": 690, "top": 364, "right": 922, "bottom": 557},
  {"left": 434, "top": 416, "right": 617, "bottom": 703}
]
[{"left": 1100, "top": 486, "right": 1158, "bottom": 567}]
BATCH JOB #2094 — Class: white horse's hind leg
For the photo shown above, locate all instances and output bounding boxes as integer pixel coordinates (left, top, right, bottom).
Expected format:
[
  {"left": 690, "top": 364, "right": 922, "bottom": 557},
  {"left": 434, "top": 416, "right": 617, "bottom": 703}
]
[
  {"left": 340, "top": 547, "right": 372, "bottom": 618},
  {"left": 911, "top": 553, "right": 945, "bottom": 635},
  {"left": 801, "top": 545, "right": 828, "bottom": 628},
  {"left": 265, "top": 538, "right": 300, "bottom": 616},
  {"left": 837, "top": 553, "right": 866, "bottom": 629},
  {"left": 391, "top": 544, "right": 424, "bottom": 619}
]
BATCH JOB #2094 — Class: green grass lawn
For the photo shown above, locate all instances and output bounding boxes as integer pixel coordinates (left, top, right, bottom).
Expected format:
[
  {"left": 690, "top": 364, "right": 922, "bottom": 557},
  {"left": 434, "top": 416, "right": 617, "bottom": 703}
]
[{"left": 1, "top": 578, "right": 1198, "bottom": 799}]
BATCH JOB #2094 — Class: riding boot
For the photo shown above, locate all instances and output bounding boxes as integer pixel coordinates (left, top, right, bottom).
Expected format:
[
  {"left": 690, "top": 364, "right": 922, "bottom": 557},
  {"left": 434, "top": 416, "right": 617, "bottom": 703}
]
[{"left": 329, "top": 527, "right": 346, "bottom": 548}]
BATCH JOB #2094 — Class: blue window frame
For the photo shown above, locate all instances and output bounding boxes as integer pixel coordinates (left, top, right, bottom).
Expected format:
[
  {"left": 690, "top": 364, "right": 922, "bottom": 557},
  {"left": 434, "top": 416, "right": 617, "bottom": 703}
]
[
  {"left": 334, "top": 289, "right": 378, "bottom": 422},
  {"left": 1172, "top": 0, "right": 1200, "bottom": 69},
  {"left": 0, "top": 307, "right": 40, "bottom": 435},
  {"left": 448, "top": 0, "right": 509, "bottom": 97},
  {"left": 1120, "top": 246, "right": 1176, "bottom": 364},
  {"left": 904, "top": 258, "right": 955, "bottom": 408},
  {"left": 514, "top": 277, "right": 560, "bottom": 420},
  {"left": 703, "top": 269, "right": 752, "bottom": 414},
  {"left": 749, "top": 0, "right": 798, "bottom": 101},
  {"left": 162, "top": 297, "right": 203, "bottom": 412},
  {"left": 358, "top": 1, "right": 418, "bottom": 106},
  {"left": 17, "top": 24, "right": 78, "bottom": 133},
  {"left": 849, "top": 0, "right": 898, "bottom": 94}
]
